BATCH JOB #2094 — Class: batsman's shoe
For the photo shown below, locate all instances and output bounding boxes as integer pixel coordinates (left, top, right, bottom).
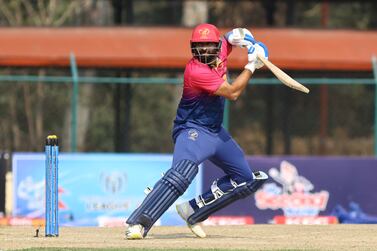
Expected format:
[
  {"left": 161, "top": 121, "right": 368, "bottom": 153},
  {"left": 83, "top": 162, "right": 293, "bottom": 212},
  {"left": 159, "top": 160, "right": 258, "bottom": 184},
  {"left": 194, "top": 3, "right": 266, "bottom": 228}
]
[
  {"left": 126, "top": 224, "right": 144, "bottom": 240},
  {"left": 176, "top": 202, "right": 206, "bottom": 238}
]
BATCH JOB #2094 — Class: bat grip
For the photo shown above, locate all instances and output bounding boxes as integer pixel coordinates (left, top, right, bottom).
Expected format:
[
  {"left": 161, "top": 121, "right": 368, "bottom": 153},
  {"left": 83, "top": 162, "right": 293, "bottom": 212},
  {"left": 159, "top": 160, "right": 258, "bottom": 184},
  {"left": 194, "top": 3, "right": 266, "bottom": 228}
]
[{"left": 257, "top": 54, "right": 268, "bottom": 66}]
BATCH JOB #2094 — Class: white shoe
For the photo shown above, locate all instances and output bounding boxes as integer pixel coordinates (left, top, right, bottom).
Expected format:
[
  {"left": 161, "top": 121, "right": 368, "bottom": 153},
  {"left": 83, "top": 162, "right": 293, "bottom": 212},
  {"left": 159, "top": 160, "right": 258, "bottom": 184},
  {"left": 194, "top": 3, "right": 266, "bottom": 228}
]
[
  {"left": 176, "top": 202, "right": 206, "bottom": 238},
  {"left": 126, "top": 224, "right": 144, "bottom": 240}
]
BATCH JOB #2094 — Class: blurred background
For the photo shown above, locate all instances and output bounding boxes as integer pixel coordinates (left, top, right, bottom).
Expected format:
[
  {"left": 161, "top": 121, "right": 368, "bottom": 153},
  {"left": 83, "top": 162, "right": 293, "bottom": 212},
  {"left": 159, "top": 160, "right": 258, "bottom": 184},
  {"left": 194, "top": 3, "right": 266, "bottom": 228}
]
[{"left": 0, "top": 0, "right": 377, "bottom": 227}]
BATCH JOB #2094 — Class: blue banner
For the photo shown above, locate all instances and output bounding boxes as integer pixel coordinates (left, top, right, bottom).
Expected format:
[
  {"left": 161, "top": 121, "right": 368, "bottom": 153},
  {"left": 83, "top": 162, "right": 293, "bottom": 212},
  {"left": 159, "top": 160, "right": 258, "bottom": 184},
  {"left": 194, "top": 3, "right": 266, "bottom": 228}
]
[
  {"left": 203, "top": 157, "right": 377, "bottom": 224},
  {"left": 12, "top": 153, "right": 201, "bottom": 226}
]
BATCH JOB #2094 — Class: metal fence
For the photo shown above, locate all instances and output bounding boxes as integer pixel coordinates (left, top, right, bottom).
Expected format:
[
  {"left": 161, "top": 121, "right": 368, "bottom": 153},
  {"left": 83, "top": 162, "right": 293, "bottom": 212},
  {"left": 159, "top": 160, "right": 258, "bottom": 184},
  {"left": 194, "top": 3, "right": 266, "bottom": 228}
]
[{"left": 0, "top": 55, "right": 376, "bottom": 155}]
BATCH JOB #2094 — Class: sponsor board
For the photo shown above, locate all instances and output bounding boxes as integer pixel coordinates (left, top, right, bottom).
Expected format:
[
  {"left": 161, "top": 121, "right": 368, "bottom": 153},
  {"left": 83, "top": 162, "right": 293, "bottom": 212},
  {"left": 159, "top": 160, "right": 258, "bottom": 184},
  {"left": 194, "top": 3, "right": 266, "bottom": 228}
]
[
  {"left": 203, "top": 157, "right": 377, "bottom": 224},
  {"left": 0, "top": 217, "right": 44, "bottom": 226},
  {"left": 12, "top": 153, "right": 201, "bottom": 227},
  {"left": 255, "top": 161, "right": 329, "bottom": 216},
  {"left": 273, "top": 215, "right": 338, "bottom": 225}
]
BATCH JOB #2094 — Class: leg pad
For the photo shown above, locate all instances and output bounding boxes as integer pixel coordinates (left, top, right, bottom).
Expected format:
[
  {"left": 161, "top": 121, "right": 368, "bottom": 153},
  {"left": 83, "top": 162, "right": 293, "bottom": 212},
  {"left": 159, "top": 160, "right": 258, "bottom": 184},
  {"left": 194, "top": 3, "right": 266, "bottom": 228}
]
[
  {"left": 188, "top": 171, "right": 268, "bottom": 225},
  {"left": 126, "top": 159, "right": 198, "bottom": 236}
]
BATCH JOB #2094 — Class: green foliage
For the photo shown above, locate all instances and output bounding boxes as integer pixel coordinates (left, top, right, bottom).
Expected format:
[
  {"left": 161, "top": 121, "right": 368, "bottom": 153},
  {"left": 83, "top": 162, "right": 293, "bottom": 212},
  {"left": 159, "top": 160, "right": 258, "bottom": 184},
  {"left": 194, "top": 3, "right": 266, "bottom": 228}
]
[
  {"left": 133, "top": 0, "right": 182, "bottom": 25},
  {"left": 84, "top": 85, "right": 115, "bottom": 152},
  {"left": 0, "top": 0, "right": 376, "bottom": 155},
  {"left": 129, "top": 84, "right": 176, "bottom": 153},
  {"left": 294, "top": 2, "right": 377, "bottom": 29}
]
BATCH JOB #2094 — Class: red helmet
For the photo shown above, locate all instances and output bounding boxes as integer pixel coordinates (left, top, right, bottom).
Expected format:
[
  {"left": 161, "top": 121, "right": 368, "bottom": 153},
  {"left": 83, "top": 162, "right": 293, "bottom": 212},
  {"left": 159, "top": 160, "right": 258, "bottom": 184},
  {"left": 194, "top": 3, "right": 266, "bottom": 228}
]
[
  {"left": 190, "top": 23, "right": 222, "bottom": 65},
  {"left": 190, "top": 23, "right": 220, "bottom": 43}
]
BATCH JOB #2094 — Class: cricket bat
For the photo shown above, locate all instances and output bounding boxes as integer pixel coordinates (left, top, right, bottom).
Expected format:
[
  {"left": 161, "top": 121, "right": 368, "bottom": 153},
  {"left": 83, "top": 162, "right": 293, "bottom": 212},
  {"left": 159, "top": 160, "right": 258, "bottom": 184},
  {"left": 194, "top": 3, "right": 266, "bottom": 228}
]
[{"left": 257, "top": 54, "right": 310, "bottom": 94}]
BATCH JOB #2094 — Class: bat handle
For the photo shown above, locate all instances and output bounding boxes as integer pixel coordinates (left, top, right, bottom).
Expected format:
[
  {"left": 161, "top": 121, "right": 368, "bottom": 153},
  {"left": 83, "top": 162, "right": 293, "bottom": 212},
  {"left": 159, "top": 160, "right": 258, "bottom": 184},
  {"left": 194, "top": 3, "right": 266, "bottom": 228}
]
[{"left": 257, "top": 53, "right": 268, "bottom": 65}]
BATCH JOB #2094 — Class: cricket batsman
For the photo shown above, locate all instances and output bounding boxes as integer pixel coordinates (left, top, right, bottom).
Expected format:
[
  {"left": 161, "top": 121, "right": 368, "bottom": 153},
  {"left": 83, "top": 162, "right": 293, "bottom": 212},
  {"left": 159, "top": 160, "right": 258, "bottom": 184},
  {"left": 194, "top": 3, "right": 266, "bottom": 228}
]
[{"left": 126, "top": 23, "right": 269, "bottom": 239}]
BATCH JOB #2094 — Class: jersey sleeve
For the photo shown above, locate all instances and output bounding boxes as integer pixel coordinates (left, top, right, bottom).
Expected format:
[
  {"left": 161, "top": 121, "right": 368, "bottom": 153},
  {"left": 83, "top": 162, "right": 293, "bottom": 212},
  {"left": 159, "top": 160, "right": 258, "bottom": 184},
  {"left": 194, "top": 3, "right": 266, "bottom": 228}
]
[{"left": 191, "top": 69, "right": 224, "bottom": 94}]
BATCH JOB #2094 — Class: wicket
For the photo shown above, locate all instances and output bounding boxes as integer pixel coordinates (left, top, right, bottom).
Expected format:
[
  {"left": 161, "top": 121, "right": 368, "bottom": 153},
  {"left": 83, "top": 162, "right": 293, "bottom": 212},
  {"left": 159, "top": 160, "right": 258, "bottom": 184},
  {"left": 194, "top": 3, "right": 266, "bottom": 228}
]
[{"left": 45, "top": 135, "right": 59, "bottom": 237}]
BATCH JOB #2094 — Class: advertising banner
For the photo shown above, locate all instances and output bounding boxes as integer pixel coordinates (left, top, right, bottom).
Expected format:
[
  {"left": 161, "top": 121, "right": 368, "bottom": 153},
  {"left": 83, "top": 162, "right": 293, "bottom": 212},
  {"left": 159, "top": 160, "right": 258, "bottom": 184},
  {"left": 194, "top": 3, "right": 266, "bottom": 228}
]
[
  {"left": 203, "top": 156, "right": 377, "bottom": 224},
  {"left": 12, "top": 153, "right": 201, "bottom": 226}
]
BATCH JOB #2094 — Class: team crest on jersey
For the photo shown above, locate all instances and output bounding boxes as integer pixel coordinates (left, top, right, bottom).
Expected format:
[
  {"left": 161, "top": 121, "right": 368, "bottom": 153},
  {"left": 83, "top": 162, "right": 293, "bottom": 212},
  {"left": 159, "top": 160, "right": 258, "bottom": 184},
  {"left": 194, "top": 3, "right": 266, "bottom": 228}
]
[
  {"left": 188, "top": 129, "right": 199, "bottom": 141},
  {"left": 199, "top": 28, "right": 210, "bottom": 39}
]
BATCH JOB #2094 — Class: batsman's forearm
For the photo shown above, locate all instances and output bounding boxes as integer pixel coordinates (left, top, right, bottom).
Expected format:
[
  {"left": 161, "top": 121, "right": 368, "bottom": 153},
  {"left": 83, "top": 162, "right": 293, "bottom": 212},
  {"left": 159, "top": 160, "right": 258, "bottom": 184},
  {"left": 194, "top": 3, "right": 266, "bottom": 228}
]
[{"left": 230, "top": 69, "right": 253, "bottom": 99}]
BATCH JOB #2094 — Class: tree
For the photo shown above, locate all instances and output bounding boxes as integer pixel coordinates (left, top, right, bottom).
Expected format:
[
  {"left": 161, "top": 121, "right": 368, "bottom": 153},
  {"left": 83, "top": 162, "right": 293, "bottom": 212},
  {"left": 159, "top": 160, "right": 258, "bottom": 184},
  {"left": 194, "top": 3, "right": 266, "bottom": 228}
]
[{"left": 0, "top": 0, "right": 107, "bottom": 151}]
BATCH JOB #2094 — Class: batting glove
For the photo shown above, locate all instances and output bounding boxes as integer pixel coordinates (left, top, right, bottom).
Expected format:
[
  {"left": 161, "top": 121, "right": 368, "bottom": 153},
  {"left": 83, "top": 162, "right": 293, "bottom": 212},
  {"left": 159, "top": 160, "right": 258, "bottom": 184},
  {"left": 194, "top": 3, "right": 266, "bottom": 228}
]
[
  {"left": 254, "top": 42, "right": 269, "bottom": 69},
  {"left": 226, "top": 28, "right": 256, "bottom": 48},
  {"left": 245, "top": 42, "right": 269, "bottom": 73}
]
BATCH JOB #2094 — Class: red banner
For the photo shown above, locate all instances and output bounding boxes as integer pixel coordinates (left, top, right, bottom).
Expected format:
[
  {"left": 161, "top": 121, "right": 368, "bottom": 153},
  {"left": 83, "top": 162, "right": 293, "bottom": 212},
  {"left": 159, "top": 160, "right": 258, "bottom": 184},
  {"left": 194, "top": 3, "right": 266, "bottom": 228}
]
[
  {"left": 273, "top": 215, "right": 338, "bottom": 225},
  {"left": 204, "top": 216, "right": 254, "bottom": 226}
]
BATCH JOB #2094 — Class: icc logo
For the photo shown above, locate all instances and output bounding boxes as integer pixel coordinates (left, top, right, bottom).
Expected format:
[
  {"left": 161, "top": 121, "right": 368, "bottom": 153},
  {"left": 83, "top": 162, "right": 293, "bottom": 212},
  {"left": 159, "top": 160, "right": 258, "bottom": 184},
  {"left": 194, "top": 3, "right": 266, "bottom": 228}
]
[
  {"left": 199, "top": 28, "right": 210, "bottom": 39},
  {"left": 100, "top": 171, "right": 128, "bottom": 194}
]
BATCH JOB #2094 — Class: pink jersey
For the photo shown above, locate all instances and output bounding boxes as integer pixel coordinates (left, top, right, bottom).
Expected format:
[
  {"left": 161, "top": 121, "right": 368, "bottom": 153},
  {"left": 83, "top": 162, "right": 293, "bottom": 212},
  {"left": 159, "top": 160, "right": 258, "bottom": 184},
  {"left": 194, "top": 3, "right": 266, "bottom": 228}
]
[
  {"left": 173, "top": 38, "right": 233, "bottom": 140},
  {"left": 183, "top": 37, "right": 232, "bottom": 99}
]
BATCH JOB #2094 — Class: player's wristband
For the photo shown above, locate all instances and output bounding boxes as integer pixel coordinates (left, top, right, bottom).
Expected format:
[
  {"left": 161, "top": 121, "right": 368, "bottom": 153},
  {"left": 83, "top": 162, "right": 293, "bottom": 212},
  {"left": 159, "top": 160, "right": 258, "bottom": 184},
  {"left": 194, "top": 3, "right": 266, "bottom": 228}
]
[{"left": 244, "top": 62, "right": 256, "bottom": 73}]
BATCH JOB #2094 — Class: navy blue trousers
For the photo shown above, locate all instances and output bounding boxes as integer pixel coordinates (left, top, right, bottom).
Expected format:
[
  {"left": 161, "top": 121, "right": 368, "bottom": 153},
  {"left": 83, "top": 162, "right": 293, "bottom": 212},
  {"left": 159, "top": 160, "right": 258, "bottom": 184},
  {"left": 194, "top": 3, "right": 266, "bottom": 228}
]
[{"left": 172, "top": 127, "right": 253, "bottom": 202}]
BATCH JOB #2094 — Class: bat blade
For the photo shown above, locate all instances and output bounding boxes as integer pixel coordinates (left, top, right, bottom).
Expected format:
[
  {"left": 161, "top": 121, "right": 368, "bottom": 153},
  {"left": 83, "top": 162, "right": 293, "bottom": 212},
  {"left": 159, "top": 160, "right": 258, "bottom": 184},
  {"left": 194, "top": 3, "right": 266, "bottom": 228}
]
[{"left": 257, "top": 55, "right": 310, "bottom": 94}]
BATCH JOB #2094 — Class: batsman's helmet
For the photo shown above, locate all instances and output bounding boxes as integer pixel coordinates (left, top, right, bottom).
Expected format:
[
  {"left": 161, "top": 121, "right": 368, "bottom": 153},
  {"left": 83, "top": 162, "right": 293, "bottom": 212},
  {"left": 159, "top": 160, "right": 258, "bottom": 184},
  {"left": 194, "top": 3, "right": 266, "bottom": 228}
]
[{"left": 190, "top": 23, "right": 222, "bottom": 65}]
